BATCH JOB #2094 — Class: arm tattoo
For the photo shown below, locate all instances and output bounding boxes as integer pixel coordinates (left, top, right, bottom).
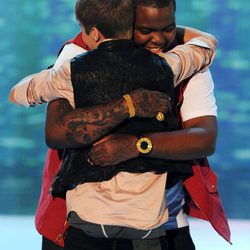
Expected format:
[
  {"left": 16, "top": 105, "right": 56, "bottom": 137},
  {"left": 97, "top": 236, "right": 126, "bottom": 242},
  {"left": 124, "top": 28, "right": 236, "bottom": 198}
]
[{"left": 55, "top": 98, "right": 128, "bottom": 147}]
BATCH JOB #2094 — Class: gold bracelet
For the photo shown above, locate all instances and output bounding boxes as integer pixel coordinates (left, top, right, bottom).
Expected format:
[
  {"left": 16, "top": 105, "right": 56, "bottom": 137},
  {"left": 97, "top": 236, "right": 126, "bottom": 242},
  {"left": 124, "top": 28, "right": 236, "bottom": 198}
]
[{"left": 123, "top": 94, "right": 135, "bottom": 118}]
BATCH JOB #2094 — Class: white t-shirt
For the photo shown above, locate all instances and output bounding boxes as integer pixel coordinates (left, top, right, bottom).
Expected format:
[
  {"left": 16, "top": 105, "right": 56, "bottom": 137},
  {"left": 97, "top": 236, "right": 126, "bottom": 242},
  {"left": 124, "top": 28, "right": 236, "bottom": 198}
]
[{"left": 181, "top": 69, "right": 217, "bottom": 122}]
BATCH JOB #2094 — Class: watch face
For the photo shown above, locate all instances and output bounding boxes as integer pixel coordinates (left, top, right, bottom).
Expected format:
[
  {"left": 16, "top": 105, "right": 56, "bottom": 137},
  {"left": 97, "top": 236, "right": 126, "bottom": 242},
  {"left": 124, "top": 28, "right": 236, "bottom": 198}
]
[
  {"left": 141, "top": 141, "right": 149, "bottom": 150},
  {"left": 136, "top": 137, "right": 152, "bottom": 154}
]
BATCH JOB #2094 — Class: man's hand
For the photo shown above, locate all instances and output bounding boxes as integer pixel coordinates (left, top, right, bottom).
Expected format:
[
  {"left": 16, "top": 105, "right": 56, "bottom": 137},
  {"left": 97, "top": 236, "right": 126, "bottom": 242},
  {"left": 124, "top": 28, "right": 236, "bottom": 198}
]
[
  {"left": 130, "top": 88, "right": 171, "bottom": 118},
  {"left": 88, "top": 134, "right": 139, "bottom": 166}
]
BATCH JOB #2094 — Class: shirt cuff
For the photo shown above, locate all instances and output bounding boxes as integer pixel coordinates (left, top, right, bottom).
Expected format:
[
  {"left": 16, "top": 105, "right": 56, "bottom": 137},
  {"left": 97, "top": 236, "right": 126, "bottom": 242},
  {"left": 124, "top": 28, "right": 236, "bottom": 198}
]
[
  {"left": 185, "top": 36, "right": 217, "bottom": 51},
  {"left": 12, "top": 84, "right": 31, "bottom": 108}
]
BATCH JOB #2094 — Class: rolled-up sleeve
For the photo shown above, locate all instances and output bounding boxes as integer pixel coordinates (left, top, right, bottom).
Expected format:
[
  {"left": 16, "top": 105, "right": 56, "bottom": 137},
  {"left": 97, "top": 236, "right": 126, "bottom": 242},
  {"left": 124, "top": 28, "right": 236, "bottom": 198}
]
[
  {"left": 161, "top": 36, "right": 217, "bottom": 86},
  {"left": 26, "top": 60, "right": 75, "bottom": 108},
  {"left": 9, "top": 43, "right": 85, "bottom": 108},
  {"left": 10, "top": 74, "right": 37, "bottom": 107}
]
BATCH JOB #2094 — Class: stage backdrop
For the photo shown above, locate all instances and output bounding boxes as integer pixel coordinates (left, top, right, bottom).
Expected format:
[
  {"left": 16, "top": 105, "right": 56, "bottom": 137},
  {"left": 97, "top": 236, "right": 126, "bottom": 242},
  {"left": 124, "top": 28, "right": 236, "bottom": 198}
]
[{"left": 0, "top": 0, "right": 249, "bottom": 218}]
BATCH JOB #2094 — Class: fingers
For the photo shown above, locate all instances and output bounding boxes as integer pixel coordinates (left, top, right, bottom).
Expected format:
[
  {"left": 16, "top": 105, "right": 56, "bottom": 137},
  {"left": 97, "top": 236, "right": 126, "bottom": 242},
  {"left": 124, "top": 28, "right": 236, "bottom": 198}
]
[
  {"left": 88, "top": 144, "right": 109, "bottom": 166},
  {"left": 93, "top": 134, "right": 112, "bottom": 146},
  {"left": 152, "top": 91, "right": 170, "bottom": 101},
  {"left": 89, "top": 154, "right": 112, "bottom": 166},
  {"left": 130, "top": 89, "right": 172, "bottom": 118},
  {"left": 153, "top": 97, "right": 171, "bottom": 115},
  {"left": 145, "top": 91, "right": 171, "bottom": 110}
]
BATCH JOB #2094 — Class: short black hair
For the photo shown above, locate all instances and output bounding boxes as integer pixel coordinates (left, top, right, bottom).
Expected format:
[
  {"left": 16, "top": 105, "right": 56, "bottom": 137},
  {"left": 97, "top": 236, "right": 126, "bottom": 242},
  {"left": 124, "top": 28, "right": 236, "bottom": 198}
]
[
  {"left": 75, "top": 0, "right": 135, "bottom": 39},
  {"left": 136, "top": 0, "right": 176, "bottom": 10}
]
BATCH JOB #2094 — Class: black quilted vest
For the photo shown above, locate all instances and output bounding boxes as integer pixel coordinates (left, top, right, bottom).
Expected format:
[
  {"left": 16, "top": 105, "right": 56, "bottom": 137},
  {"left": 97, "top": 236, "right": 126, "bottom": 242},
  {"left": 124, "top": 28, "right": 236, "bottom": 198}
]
[{"left": 51, "top": 40, "right": 192, "bottom": 198}]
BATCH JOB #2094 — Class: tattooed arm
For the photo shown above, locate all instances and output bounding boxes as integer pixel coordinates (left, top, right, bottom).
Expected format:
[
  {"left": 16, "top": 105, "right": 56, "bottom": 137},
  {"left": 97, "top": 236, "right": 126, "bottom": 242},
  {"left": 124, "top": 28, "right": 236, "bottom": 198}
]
[
  {"left": 46, "top": 98, "right": 128, "bottom": 148},
  {"left": 45, "top": 89, "right": 170, "bottom": 149}
]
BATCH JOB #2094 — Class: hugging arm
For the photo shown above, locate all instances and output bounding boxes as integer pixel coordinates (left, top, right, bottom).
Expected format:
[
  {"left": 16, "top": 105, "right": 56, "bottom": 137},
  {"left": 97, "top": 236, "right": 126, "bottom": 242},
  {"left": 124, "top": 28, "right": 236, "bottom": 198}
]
[
  {"left": 89, "top": 70, "right": 217, "bottom": 166},
  {"left": 163, "top": 26, "right": 217, "bottom": 86},
  {"left": 45, "top": 98, "right": 129, "bottom": 149},
  {"left": 144, "top": 115, "right": 217, "bottom": 160},
  {"left": 45, "top": 89, "right": 171, "bottom": 149},
  {"left": 89, "top": 116, "right": 217, "bottom": 166},
  {"left": 176, "top": 26, "right": 217, "bottom": 45},
  {"left": 9, "top": 28, "right": 216, "bottom": 108},
  {"left": 9, "top": 44, "right": 85, "bottom": 107}
]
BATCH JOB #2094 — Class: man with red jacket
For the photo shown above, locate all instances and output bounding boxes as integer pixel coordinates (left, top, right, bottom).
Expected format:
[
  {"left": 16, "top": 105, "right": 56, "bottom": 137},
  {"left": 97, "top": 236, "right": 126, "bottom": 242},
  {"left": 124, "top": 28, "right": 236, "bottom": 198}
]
[{"left": 10, "top": 0, "right": 231, "bottom": 249}]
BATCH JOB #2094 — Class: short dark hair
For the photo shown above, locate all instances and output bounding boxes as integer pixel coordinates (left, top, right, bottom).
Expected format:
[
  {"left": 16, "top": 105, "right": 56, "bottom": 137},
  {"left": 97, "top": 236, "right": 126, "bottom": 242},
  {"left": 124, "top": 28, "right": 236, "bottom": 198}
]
[
  {"left": 75, "top": 0, "right": 135, "bottom": 39},
  {"left": 136, "top": 0, "right": 176, "bottom": 10}
]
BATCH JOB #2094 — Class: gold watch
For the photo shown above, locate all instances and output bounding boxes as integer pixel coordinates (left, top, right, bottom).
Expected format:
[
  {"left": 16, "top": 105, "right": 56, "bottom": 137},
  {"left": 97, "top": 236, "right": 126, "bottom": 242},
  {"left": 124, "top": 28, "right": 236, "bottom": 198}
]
[{"left": 136, "top": 137, "right": 153, "bottom": 154}]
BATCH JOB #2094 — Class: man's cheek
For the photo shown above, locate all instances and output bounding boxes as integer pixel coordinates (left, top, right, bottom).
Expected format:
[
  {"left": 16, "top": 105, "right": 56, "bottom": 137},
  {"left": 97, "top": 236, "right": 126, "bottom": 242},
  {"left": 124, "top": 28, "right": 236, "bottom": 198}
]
[{"left": 134, "top": 34, "right": 147, "bottom": 46}]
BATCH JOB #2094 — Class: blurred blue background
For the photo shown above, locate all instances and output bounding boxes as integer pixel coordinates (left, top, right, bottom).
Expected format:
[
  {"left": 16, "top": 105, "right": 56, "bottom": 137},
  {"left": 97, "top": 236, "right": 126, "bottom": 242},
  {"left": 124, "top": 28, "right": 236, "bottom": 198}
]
[{"left": 0, "top": 0, "right": 249, "bottom": 229}]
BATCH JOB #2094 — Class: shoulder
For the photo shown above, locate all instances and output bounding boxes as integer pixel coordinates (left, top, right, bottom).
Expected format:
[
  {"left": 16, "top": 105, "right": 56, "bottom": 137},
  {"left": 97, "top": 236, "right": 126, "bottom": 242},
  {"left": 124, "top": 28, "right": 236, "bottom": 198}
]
[
  {"left": 184, "top": 69, "right": 214, "bottom": 96},
  {"left": 54, "top": 44, "right": 87, "bottom": 70},
  {"left": 61, "top": 43, "right": 87, "bottom": 57},
  {"left": 180, "top": 69, "right": 217, "bottom": 121},
  {"left": 187, "top": 69, "right": 213, "bottom": 86}
]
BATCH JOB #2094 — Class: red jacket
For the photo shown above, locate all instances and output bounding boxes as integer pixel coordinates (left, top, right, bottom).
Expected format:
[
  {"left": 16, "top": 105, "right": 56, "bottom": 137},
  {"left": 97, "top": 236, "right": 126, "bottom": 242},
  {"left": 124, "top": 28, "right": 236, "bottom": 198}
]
[{"left": 35, "top": 33, "right": 231, "bottom": 247}]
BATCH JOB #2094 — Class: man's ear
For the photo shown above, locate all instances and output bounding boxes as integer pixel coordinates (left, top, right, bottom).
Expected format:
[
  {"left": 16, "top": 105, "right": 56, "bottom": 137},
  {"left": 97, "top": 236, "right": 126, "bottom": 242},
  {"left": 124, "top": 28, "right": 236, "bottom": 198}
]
[{"left": 90, "top": 27, "right": 101, "bottom": 42}]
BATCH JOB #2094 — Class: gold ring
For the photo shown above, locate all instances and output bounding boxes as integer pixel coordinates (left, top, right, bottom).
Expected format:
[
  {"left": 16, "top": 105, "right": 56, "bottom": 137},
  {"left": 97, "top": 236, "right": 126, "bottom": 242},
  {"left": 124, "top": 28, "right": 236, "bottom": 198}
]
[{"left": 156, "top": 112, "right": 165, "bottom": 122}]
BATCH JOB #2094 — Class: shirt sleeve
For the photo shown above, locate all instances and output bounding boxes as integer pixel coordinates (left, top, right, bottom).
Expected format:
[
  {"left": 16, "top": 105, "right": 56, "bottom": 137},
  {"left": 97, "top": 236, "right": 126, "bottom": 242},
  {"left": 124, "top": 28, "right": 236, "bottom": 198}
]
[
  {"left": 160, "top": 36, "right": 217, "bottom": 87},
  {"left": 26, "top": 60, "right": 76, "bottom": 108},
  {"left": 180, "top": 69, "right": 217, "bottom": 122},
  {"left": 10, "top": 43, "right": 86, "bottom": 108}
]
